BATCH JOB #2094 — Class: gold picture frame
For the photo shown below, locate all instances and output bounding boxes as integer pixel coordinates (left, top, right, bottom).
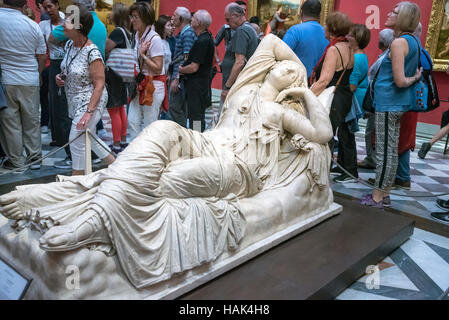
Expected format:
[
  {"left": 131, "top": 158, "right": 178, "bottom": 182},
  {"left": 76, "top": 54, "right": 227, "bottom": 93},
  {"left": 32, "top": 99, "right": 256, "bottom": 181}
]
[
  {"left": 248, "top": 0, "right": 334, "bottom": 34},
  {"left": 425, "top": 0, "right": 449, "bottom": 72}
]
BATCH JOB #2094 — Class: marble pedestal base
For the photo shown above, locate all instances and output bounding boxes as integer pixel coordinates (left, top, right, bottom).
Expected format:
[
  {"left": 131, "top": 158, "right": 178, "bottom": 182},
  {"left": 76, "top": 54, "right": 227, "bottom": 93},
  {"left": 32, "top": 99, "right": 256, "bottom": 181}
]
[{"left": 0, "top": 203, "right": 341, "bottom": 300}]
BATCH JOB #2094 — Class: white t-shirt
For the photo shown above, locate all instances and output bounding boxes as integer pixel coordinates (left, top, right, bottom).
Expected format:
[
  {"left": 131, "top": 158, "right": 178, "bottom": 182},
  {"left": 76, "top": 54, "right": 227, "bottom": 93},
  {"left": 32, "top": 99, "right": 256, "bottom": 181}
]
[
  {"left": 161, "top": 39, "right": 172, "bottom": 75},
  {"left": 39, "top": 19, "right": 65, "bottom": 60},
  {"left": 135, "top": 27, "right": 165, "bottom": 76},
  {"left": 0, "top": 8, "right": 47, "bottom": 86}
]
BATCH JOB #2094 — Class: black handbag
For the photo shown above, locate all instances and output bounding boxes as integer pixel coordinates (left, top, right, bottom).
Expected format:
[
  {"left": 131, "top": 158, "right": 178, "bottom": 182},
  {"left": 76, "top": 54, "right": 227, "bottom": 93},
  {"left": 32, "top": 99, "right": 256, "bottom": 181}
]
[
  {"left": 419, "top": 46, "right": 440, "bottom": 112},
  {"left": 362, "top": 58, "right": 383, "bottom": 114},
  {"left": 105, "top": 66, "right": 128, "bottom": 108}
]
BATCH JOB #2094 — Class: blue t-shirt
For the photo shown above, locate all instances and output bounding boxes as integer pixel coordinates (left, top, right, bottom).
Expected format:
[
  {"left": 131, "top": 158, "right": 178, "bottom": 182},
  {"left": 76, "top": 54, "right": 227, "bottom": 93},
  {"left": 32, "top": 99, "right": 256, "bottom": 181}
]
[
  {"left": 283, "top": 21, "right": 329, "bottom": 78},
  {"left": 52, "top": 11, "right": 107, "bottom": 59}
]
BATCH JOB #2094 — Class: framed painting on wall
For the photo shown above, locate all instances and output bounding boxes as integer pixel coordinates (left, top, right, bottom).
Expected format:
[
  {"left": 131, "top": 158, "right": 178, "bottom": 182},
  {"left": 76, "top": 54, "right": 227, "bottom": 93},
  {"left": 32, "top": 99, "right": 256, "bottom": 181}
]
[
  {"left": 425, "top": 0, "right": 449, "bottom": 71},
  {"left": 248, "top": 0, "right": 334, "bottom": 38}
]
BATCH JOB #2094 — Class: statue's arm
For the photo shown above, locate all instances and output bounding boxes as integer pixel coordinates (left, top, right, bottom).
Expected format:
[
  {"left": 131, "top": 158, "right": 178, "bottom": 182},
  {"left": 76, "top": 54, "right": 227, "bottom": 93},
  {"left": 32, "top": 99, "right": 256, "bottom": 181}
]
[
  {"left": 279, "top": 89, "right": 333, "bottom": 145},
  {"left": 259, "top": 34, "right": 302, "bottom": 65}
]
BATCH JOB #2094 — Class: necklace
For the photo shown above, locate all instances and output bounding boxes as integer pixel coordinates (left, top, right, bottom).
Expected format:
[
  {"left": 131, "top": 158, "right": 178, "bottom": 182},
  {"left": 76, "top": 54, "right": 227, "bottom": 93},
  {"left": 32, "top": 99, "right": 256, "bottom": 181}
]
[{"left": 62, "top": 38, "right": 89, "bottom": 75}]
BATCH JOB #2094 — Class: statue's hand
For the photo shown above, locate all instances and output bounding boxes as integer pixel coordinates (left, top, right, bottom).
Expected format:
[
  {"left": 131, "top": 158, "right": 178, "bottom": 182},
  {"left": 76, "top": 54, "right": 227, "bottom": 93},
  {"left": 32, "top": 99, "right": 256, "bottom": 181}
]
[{"left": 275, "top": 87, "right": 312, "bottom": 104}]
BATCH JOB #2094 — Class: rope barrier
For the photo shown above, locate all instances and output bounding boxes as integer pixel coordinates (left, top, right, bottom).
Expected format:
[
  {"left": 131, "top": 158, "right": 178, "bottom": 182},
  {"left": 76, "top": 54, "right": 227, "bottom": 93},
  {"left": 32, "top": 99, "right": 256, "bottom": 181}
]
[{"left": 0, "top": 129, "right": 116, "bottom": 177}]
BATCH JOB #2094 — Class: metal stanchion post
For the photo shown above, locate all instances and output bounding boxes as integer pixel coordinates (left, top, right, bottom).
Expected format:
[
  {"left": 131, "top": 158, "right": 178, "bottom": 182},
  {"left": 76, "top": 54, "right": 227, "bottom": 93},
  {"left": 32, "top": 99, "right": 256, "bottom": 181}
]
[{"left": 85, "top": 128, "right": 92, "bottom": 175}]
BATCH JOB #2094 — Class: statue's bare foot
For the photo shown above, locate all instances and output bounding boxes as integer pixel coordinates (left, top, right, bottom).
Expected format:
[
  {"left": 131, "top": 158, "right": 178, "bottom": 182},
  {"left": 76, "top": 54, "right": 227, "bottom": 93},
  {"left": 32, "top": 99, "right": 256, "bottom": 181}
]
[
  {"left": 0, "top": 191, "right": 27, "bottom": 220},
  {"left": 39, "top": 210, "right": 110, "bottom": 252}
]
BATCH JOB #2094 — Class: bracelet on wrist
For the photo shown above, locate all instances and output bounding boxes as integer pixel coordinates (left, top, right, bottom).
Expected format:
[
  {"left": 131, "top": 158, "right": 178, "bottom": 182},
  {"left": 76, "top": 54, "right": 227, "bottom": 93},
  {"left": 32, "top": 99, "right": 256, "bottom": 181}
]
[{"left": 86, "top": 108, "right": 95, "bottom": 114}]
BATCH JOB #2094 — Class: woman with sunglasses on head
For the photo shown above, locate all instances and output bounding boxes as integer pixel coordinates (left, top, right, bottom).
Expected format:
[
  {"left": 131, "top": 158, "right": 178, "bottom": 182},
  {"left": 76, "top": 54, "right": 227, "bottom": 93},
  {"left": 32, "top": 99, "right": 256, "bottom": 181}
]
[
  {"left": 56, "top": 4, "right": 114, "bottom": 176},
  {"left": 127, "top": 1, "right": 164, "bottom": 141},
  {"left": 361, "top": 2, "right": 422, "bottom": 208}
]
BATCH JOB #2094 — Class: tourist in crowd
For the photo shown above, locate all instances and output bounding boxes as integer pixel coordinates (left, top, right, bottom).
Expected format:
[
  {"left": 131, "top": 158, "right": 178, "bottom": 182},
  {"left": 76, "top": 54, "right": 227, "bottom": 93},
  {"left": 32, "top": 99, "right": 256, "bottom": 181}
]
[
  {"left": 154, "top": 15, "right": 175, "bottom": 120},
  {"left": 395, "top": 23, "right": 430, "bottom": 190},
  {"left": 169, "top": 7, "right": 196, "bottom": 128},
  {"left": 128, "top": 1, "right": 165, "bottom": 140},
  {"left": 104, "top": 2, "right": 132, "bottom": 154},
  {"left": 0, "top": 0, "right": 47, "bottom": 172},
  {"left": 155, "top": 15, "right": 175, "bottom": 77},
  {"left": 39, "top": 57, "right": 50, "bottom": 136},
  {"left": 346, "top": 24, "right": 370, "bottom": 134},
  {"left": 48, "top": 0, "right": 107, "bottom": 164},
  {"left": 36, "top": 0, "right": 64, "bottom": 21},
  {"left": 283, "top": 0, "right": 329, "bottom": 79},
  {"left": 310, "top": 12, "right": 356, "bottom": 184},
  {"left": 0, "top": 66, "right": 6, "bottom": 165},
  {"left": 39, "top": 0, "right": 73, "bottom": 169},
  {"left": 234, "top": 0, "right": 247, "bottom": 13},
  {"left": 221, "top": 3, "right": 259, "bottom": 102},
  {"left": 36, "top": 0, "right": 49, "bottom": 20},
  {"left": 361, "top": 2, "right": 422, "bottom": 207},
  {"left": 214, "top": 17, "right": 234, "bottom": 116},
  {"left": 56, "top": 4, "right": 114, "bottom": 175},
  {"left": 179, "top": 10, "right": 215, "bottom": 132},
  {"left": 155, "top": 14, "right": 174, "bottom": 120},
  {"left": 358, "top": 28, "right": 395, "bottom": 170}
]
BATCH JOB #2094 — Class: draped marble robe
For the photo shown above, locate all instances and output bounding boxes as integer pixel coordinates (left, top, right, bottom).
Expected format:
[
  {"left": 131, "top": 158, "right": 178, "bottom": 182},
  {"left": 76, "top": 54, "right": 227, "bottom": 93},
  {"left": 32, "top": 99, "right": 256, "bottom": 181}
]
[{"left": 8, "top": 34, "right": 332, "bottom": 289}]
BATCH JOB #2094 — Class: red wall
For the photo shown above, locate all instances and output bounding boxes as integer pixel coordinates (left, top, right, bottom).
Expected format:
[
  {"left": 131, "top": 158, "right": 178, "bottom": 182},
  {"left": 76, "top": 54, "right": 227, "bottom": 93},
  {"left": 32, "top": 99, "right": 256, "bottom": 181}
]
[{"left": 142, "top": 1, "right": 449, "bottom": 124}]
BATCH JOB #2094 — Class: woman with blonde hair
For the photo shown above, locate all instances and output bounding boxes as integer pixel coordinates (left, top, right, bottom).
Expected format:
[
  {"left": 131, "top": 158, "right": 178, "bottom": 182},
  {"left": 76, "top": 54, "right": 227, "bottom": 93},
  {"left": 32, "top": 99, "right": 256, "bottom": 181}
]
[{"left": 361, "top": 1, "right": 422, "bottom": 207}]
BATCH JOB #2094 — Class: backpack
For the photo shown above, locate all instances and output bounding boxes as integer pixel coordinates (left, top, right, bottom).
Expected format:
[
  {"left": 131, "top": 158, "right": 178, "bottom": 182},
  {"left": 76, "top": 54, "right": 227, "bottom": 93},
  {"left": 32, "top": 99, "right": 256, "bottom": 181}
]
[
  {"left": 421, "top": 49, "right": 440, "bottom": 111},
  {"left": 409, "top": 36, "right": 440, "bottom": 112}
]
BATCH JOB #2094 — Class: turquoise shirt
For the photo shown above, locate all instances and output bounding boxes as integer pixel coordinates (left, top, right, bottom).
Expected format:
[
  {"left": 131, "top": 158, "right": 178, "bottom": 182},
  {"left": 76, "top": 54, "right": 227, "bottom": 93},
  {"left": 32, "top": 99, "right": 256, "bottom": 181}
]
[
  {"left": 52, "top": 11, "right": 107, "bottom": 59},
  {"left": 373, "top": 34, "right": 419, "bottom": 112},
  {"left": 350, "top": 53, "right": 369, "bottom": 107}
]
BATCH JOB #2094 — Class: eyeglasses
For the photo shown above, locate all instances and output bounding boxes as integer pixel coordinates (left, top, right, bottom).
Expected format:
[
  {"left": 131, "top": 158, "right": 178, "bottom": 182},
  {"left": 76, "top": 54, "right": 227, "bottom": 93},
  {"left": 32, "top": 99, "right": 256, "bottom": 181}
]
[{"left": 389, "top": 10, "right": 399, "bottom": 15}]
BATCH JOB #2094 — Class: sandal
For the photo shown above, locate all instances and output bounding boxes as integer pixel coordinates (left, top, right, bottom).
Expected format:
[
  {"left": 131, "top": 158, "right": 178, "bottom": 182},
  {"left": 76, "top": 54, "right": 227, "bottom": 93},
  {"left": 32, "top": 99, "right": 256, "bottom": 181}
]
[{"left": 39, "top": 211, "right": 110, "bottom": 252}]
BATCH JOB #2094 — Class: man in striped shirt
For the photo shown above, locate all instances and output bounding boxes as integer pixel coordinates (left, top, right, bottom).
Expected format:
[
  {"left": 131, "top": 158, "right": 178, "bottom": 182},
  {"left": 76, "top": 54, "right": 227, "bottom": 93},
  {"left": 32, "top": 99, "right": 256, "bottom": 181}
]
[{"left": 168, "top": 7, "right": 197, "bottom": 128}]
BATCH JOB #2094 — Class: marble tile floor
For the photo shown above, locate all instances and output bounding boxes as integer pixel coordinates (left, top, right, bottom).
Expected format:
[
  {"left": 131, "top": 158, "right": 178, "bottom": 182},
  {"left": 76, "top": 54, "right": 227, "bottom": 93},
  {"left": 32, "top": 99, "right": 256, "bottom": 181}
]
[
  {"left": 337, "top": 228, "right": 449, "bottom": 300},
  {"left": 331, "top": 132, "right": 449, "bottom": 233}
]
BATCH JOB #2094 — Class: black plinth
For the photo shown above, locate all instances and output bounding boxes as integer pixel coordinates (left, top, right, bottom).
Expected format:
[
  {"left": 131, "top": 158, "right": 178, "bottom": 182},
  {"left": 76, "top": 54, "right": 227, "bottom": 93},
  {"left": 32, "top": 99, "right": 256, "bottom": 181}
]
[{"left": 181, "top": 194, "right": 415, "bottom": 300}]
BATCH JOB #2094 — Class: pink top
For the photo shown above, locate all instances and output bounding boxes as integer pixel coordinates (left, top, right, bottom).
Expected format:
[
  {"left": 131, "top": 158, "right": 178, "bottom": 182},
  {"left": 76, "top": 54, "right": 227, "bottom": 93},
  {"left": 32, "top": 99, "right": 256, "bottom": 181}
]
[{"left": 135, "top": 26, "right": 165, "bottom": 76}]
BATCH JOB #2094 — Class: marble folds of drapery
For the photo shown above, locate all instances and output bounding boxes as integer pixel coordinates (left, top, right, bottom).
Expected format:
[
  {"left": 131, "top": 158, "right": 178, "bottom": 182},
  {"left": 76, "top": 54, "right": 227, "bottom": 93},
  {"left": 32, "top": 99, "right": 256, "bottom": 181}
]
[{"left": 11, "top": 35, "right": 333, "bottom": 289}]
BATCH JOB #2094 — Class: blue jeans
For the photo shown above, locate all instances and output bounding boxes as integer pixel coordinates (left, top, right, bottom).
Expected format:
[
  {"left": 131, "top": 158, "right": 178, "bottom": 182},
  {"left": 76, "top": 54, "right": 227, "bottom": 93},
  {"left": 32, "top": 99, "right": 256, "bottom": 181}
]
[{"left": 396, "top": 150, "right": 410, "bottom": 182}]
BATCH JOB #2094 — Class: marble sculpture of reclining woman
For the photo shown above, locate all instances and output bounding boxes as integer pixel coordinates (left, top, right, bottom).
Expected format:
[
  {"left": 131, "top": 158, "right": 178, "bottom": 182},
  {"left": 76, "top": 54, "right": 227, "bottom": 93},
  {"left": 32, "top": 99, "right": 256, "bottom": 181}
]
[{"left": 0, "top": 34, "right": 333, "bottom": 289}]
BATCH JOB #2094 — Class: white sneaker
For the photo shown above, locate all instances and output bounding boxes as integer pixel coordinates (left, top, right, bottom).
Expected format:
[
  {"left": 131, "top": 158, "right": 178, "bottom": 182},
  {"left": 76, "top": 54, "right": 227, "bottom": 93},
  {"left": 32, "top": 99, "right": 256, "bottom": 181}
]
[
  {"left": 54, "top": 157, "right": 72, "bottom": 169},
  {"left": 41, "top": 126, "right": 49, "bottom": 134}
]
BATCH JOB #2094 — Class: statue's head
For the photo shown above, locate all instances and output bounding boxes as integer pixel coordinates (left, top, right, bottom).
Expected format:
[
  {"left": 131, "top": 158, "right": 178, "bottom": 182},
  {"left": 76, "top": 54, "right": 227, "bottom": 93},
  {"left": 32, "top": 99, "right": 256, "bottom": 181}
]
[
  {"left": 265, "top": 60, "right": 308, "bottom": 115},
  {"left": 265, "top": 60, "right": 306, "bottom": 92}
]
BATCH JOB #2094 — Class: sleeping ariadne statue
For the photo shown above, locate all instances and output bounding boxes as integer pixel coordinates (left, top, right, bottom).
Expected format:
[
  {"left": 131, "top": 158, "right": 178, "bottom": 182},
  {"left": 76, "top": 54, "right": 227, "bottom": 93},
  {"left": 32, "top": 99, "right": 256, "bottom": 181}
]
[{"left": 0, "top": 35, "right": 334, "bottom": 290}]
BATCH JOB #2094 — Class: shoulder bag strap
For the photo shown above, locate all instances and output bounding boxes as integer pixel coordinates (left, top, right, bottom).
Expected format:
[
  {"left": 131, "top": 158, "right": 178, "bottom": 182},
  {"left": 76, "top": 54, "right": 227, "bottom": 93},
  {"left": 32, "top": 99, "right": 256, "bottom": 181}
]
[
  {"left": 138, "top": 34, "right": 158, "bottom": 72},
  {"left": 334, "top": 46, "right": 351, "bottom": 90},
  {"left": 117, "top": 27, "right": 131, "bottom": 49},
  {"left": 403, "top": 34, "right": 421, "bottom": 69}
]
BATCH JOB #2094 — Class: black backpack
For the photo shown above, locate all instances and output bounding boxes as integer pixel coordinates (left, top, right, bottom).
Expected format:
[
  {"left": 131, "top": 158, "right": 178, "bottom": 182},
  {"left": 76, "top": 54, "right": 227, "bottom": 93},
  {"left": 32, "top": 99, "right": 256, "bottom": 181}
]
[{"left": 421, "top": 49, "right": 440, "bottom": 112}]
